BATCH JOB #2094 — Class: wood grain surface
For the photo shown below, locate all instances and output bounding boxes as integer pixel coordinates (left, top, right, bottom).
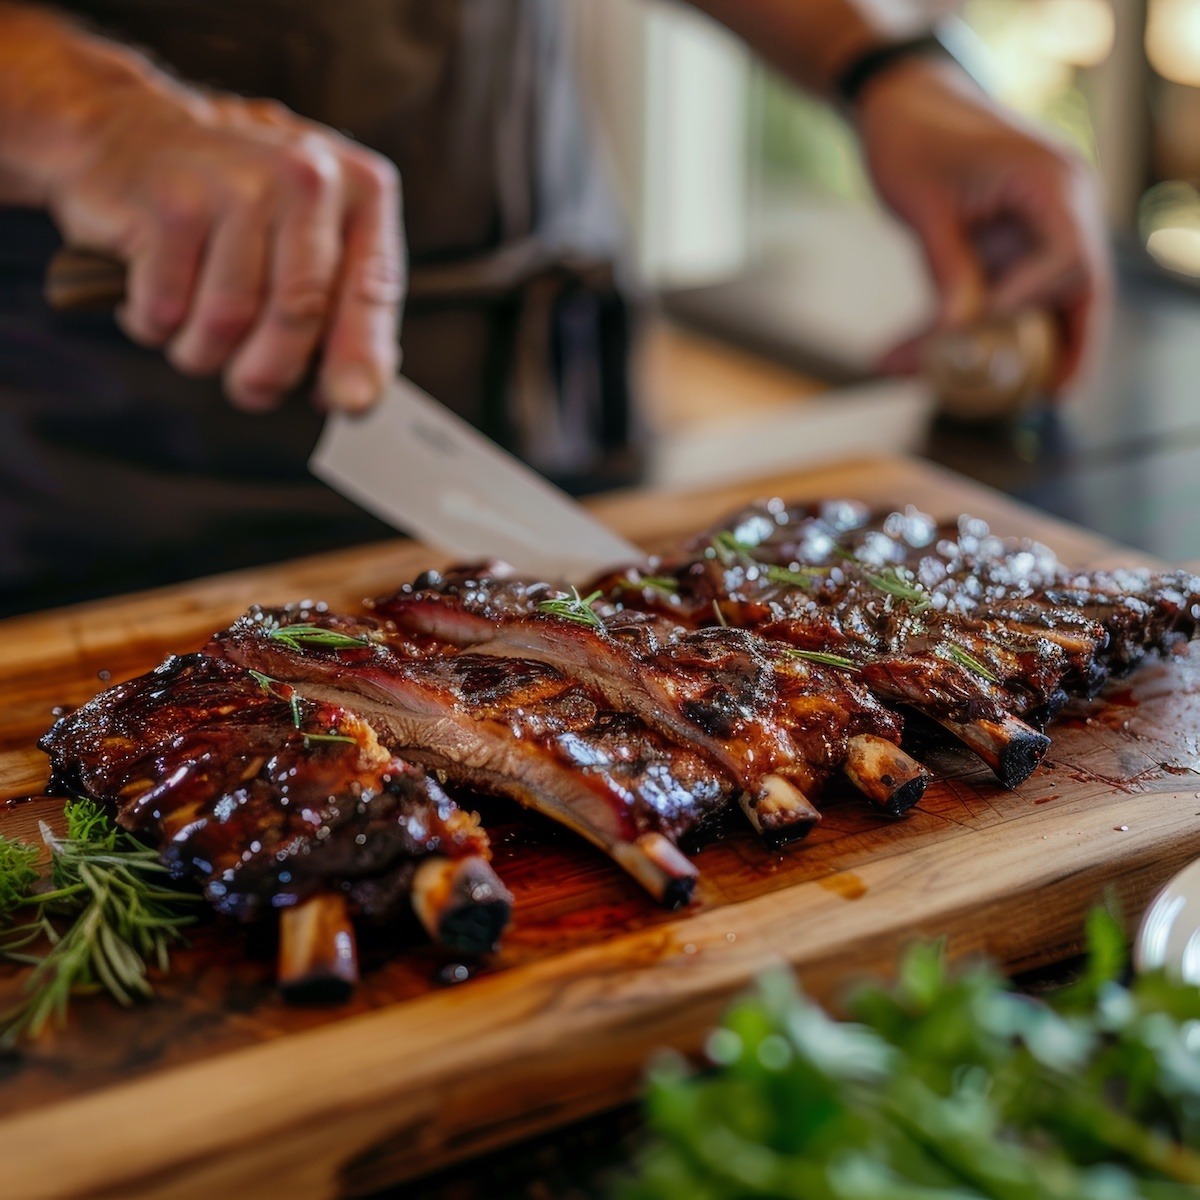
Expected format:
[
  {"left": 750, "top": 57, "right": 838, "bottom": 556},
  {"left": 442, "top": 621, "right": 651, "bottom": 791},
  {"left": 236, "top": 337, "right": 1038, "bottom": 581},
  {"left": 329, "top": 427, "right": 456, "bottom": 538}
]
[{"left": 1, "top": 455, "right": 1198, "bottom": 1200}]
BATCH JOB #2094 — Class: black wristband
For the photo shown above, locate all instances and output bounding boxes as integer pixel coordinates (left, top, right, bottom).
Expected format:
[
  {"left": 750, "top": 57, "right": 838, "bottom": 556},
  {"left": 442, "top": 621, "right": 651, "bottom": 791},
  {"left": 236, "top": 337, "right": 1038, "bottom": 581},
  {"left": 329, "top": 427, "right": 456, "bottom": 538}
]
[{"left": 834, "top": 31, "right": 956, "bottom": 106}]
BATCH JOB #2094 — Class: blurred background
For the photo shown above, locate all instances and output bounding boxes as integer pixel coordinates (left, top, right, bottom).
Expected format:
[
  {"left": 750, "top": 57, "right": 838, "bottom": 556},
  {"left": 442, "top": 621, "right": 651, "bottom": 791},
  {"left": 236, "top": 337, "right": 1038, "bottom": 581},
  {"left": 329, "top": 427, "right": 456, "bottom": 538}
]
[{"left": 573, "top": 0, "right": 1200, "bottom": 562}]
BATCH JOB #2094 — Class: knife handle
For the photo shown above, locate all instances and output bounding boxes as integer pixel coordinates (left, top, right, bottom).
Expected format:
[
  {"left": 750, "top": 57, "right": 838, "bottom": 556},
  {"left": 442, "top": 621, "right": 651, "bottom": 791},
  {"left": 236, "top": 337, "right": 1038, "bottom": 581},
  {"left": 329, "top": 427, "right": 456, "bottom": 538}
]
[{"left": 45, "top": 247, "right": 127, "bottom": 313}]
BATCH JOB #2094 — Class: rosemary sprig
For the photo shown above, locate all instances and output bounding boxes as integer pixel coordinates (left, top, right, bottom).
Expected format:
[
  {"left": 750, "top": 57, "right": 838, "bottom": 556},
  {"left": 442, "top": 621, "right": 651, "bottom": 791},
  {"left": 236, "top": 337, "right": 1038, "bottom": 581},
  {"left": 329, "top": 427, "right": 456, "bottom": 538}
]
[
  {"left": 0, "top": 800, "right": 196, "bottom": 1046},
  {"left": 620, "top": 574, "right": 679, "bottom": 597},
  {"left": 709, "top": 530, "right": 761, "bottom": 567},
  {"left": 248, "top": 668, "right": 302, "bottom": 729},
  {"left": 266, "top": 624, "right": 372, "bottom": 652},
  {"left": 846, "top": 557, "right": 932, "bottom": 612},
  {"left": 942, "top": 643, "right": 1001, "bottom": 683},
  {"left": 777, "top": 647, "right": 861, "bottom": 672},
  {"left": 833, "top": 547, "right": 932, "bottom": 610},
  {"left": 0, "top": 836, "right": 39, "bottom": 921},
  {"left": 764, "top": 564, "right": 829, "bottom": 588},
  {"left": 303, "top": 732, "right": 357, "bottom": 747},
  {"left": 248, "top": 669, "right": 359, "bottom": 747},
  {"left": 536, "top": 588, "right": 605, "bottom": 628}
]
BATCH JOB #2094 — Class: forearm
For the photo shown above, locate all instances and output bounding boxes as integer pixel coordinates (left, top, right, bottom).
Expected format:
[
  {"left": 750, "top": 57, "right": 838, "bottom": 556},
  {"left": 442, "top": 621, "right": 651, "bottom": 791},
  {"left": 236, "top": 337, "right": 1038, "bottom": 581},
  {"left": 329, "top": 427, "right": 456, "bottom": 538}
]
[
  {"left": 682, "top": 0, "right": 915, "bottom": 95},
  {"left": 0, "top": 3, "right": 186, "bottom": 206}
]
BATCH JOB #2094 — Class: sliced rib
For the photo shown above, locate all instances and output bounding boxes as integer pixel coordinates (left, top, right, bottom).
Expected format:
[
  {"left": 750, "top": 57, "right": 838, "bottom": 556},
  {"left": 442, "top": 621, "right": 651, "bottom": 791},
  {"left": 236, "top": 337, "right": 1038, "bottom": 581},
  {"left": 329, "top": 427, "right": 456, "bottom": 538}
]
[{"left": 39, "top": 654, "right": 511, "bottom": 960}]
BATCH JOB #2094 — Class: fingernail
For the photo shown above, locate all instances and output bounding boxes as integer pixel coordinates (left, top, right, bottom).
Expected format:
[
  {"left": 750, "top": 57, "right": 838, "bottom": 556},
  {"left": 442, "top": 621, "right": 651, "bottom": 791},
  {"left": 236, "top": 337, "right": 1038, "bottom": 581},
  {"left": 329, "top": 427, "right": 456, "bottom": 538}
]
[
  {"left": 326, "top": 366, "right": 379, "bottom": 413},
  {"left": 231, "top": 387, "right": 283, "bottom": 414}
]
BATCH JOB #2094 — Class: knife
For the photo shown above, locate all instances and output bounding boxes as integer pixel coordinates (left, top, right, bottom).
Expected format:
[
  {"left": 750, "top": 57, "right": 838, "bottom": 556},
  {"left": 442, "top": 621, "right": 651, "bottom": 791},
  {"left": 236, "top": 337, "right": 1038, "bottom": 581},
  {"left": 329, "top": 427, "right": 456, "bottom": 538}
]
[
  {"left": 45, "top": 247, "right": 643, "bottom": 577},
  {"left": 310, "top": 376, "right": 641, "bottom": 577}
]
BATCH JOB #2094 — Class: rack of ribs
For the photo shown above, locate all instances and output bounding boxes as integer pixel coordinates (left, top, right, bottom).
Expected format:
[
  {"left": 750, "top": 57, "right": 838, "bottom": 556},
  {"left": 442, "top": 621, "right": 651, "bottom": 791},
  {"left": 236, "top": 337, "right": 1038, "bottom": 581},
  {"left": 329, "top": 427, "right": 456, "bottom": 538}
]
[
  {"left": 585, "top": 501, "right": 1200, "bottom": 785},
  {"left": 35, "top": 499, "right": 1200, "bottom": 1001},
  {"left": 40, "top": 654, "right": 512, "bottom": 1001}
]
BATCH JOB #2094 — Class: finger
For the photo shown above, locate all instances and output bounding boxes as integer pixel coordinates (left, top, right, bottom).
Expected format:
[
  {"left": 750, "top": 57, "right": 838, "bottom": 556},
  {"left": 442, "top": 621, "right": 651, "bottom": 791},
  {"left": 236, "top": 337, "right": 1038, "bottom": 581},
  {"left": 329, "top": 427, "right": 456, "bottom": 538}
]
[
  {"left": 907, "top": 196, "right": 988, "bottom": 329},
  {"left": 988, "top": 246, "right": 1089, "bottom": 317},
  {"left": 166, "top": 206, "right": 268, "bottom": 378},
  {"left": 117, "top": 218, "right": 206, "bottom": 348},
  {"left": 876, "top": 330, "right": 927, "bottom": 375},
  {"left": 225, "top": 143, "right": 342, "bottom": 411},
  {"left": 991, "top": 230, "right": 1108, "bottom": 393},
  {"left": 1051, "top": 270, "right": 1111, "bottom": 393},
  {"left": 316, "top": 155, "right": 404, "bottom": 413},
  {"left": 988, "top": 166, "right": 1111, "bottom": 392}
]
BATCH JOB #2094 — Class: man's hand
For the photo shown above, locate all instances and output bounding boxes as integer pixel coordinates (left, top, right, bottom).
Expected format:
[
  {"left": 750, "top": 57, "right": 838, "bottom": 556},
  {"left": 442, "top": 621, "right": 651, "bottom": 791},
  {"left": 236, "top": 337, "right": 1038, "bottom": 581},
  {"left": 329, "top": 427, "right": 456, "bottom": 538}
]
[
  {"left": 0, "top": 6, "right": 403, "bottom": 413},
  {"left": 854, "top": 59, "right": 1110, "bottom": 390}
]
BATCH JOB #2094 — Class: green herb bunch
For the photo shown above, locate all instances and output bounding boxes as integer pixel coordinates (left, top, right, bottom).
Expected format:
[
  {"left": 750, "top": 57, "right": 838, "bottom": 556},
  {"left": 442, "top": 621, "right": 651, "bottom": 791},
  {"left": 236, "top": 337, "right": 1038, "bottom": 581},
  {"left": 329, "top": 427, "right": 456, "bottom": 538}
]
[
  {"left": 0, "top": 800, "right": 196, "bottom": 1046},
  {"left": 620, "top": 908, "right": 1200, "bottom": 1198}
]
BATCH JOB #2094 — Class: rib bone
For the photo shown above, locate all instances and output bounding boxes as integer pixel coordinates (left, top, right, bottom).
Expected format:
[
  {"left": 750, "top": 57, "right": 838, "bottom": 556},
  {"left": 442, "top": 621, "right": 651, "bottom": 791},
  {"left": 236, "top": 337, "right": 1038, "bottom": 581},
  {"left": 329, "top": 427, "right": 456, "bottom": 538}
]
[
  {"left": 278, "top": 892, "right": 359, "bottom": 1004},
  {"left": 739, "top": 773, "right": 822, "bottom": 845},
  {"left": 939, "top": 713, "right": 1050, "bottom": 789},
  {"left": 843, "top": 734, "right": 929, "bottom": 816},
  {"left": 411, "top": 855, "right": 514, "bottom": 954}
]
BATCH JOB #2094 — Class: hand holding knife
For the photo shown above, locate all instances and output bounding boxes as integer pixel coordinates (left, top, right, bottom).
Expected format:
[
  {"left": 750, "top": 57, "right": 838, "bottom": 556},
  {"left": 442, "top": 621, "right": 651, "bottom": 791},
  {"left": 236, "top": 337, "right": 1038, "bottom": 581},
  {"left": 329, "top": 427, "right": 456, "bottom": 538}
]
[{"left": 45, "top": 247, "right": 643, "bottom": 577}]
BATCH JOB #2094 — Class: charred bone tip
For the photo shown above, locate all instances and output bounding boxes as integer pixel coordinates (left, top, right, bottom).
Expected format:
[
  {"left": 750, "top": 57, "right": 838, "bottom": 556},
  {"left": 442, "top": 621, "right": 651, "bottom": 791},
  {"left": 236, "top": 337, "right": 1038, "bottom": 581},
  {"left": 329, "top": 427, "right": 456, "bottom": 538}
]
[
  {"left": 945, "top": 714, "right": 1050, "bottom": 789},
  {"left": 995, "top": 729, "right": 1052, "bottom": 790},
  {"left": 843, "top": 734, "right": 929, "bottom": 818},
  {"left": 613, "top": 833, "right": 698, "bottom": 910},
  {"left": 741, "top": 774, "right": 822, "bottom": 847},
  {"left": 412, "top": 856, "right": 514, "bottom": 955},
  {"left": 278, "top": 892, "right": 359, "bottom": 1005}
]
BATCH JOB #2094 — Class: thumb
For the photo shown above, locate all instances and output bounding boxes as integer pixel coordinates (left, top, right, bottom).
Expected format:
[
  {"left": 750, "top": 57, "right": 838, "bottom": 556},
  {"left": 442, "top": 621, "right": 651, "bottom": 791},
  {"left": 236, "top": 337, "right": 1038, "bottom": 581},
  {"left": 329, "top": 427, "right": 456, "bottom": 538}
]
[{"left": 909, "top": 199, "right": 987, "bottom": 329}]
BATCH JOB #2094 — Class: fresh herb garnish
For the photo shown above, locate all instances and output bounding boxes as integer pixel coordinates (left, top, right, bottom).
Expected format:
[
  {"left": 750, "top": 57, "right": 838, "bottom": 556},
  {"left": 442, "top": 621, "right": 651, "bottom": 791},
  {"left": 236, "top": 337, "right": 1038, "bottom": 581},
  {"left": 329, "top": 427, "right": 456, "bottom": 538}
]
[
  {"left": 859, "top": 564, "right": 932, "bottom": 611},
  {"left": 266, "top": 624, "right": 372, "bottom": 652},
  {"left": 0, "top": 836, "right": 39, "bottom": 921},
  {"left": 834, "top": 547, "right": 932, "bottom": 611},
  {"left": 709, "top": 531, "right": 761, "bottom": 567},
  {"left": 621, "top": 905, "right": 1200, "bottom": 1197},
  {"left": 942, "top": 643, "right": 1000, "bottom": 683},
  {"left": 711, "top": 600, "right": 728, "bottom": 627},
  {"left": 248, "top": 668, "right": 303, "bottom": 729},
  {"left": 302, "top": 732, "right": 357, "bottom": 747},
  {"left": 778, "top": 647, "right": 860, "bottom": 672},
  {"left": 536, "top": 588, "right": 605, "bottom": 628},
  {"left": 0, "top": 800, "right": 196, "bottom": 1045},
  {"left": 621, "top": 575, "right": 679, "bottom": 597},
  {"left": 764, "top": 564, "right": 829, "bottom": 588}
]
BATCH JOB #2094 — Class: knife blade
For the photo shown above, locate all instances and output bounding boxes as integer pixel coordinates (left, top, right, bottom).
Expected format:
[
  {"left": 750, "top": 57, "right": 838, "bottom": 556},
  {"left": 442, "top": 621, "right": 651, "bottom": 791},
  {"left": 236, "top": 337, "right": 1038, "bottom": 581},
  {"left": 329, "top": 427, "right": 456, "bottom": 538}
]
[
  {"left": 309, "top": 375, "right": 643, "bottom": 578},
  {"left": 44, "top": 248, "right": 643, "bottom": 578}
]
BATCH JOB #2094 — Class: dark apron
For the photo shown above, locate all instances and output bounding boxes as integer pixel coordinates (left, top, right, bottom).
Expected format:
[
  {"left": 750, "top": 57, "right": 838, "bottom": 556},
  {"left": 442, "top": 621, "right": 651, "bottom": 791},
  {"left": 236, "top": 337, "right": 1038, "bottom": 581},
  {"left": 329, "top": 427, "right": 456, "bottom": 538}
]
[{"left": 0, "top": 0, "right": 638, "bottom": 617}]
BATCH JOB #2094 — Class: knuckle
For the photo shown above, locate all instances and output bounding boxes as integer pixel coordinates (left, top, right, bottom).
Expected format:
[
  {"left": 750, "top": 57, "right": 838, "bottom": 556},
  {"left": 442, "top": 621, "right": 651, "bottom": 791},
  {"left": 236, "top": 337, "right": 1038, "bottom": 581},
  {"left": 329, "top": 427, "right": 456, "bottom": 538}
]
[
  {"left": 350, "top": 253, "right": 406, "bottom": 308},
  {"left": 271, "top": 281, "right": 331, "bottom": 329},
  {"left": 200, "top": 294, "right": 260, "bottom": 343},
  {"left": 276, "top": 142, "right": 337, "bottom": 199},
  {"left": 222, "top": 171, "right": 272, "bottom": 215},
  {"left": 154, "top": 191, "right": 207, "bottom": 240},
  {"left": 351, "top": 151, "right": 400, "bottom": 199},
  {"left": 245, "top": 97, "right": 292, "bottom": 126}
]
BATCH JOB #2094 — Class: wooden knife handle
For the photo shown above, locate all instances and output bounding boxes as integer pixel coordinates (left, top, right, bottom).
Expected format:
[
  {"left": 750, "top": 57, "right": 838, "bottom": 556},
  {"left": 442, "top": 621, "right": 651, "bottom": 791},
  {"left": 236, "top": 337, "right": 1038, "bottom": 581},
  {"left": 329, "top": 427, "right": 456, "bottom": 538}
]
[{"left": 44, "top": 247, "right": 127, "bottom": 312}]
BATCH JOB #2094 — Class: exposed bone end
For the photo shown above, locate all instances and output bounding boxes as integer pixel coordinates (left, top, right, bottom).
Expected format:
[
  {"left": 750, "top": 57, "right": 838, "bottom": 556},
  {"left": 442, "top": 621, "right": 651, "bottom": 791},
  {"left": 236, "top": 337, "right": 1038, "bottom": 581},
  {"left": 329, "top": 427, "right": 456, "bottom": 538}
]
[
  {"left": 742, "top": 774, "right": 822, "bottom": 847},
  {"left": 945, "top": 714, "right": 1051, "bottom": 788},
  {"left": 411, "top": 855, "right": 514, "bottom": 955},
  {"left": 843, "top": 734, "right": 929, "bottom": 818},
  {"left": 612, "top": 833, "right": 698, "bottom": 910},
  {"left": 278, "top": 892, "right": 359, "bottom": 1005}
]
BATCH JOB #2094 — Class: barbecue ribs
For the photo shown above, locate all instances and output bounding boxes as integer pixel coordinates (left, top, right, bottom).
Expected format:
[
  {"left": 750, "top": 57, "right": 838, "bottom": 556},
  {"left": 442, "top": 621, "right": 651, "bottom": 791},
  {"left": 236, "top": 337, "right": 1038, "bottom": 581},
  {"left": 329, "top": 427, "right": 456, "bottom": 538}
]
[{"left": 36, "top": 499, "right": 1200, "bottom": 1002}]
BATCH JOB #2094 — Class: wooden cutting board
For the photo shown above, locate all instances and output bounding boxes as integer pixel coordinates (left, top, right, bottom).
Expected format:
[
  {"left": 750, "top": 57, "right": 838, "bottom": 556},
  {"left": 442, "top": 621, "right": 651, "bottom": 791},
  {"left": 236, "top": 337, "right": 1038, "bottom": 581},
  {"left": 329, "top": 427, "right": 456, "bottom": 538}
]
[{"left": 2, "top": 455, "right": 1199, "bottom": 1200}]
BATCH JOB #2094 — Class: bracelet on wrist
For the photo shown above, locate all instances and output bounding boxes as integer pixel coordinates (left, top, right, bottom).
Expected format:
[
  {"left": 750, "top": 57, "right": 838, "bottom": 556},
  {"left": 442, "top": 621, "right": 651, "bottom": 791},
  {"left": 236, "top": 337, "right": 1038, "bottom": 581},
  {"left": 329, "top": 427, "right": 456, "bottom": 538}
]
[{"left": 834, "top": 20, "right": 989, "bottom": 107}]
